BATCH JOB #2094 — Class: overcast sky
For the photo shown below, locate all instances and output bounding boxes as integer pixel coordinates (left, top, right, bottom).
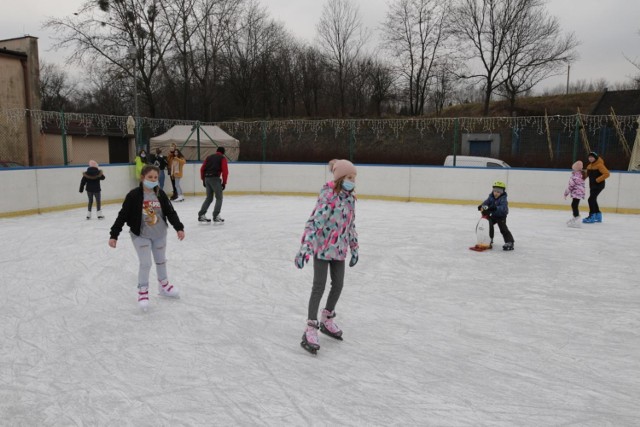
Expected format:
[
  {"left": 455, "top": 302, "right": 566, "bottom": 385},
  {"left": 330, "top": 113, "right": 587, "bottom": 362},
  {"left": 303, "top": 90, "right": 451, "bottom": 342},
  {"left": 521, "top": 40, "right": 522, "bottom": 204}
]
[{"left": 1, "top": 0, "right": 639, "bottom": 93}]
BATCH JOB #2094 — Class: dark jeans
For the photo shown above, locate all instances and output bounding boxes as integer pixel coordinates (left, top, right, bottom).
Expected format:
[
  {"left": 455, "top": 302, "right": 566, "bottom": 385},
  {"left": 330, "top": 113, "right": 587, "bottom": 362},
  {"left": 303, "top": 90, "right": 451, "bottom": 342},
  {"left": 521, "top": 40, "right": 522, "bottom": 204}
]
[
  {"left": 571, "top": 198, "right": 581, "bottom": 217},
  {"left": 588, "top": 187, "right": 603, "bottom": 215},
  {"left": 489, "top": 217, "right": 514, "bottom": 244},
  {"left": 198, "top": 176, "right": 223, "bottom": 217},
  {"left": 307, "top": 257, "right": 345, "bottom": 320},
  {"left": 158, "top": 170, "right": 166, "bottom": 190},
  {"left": 170, "top": 176, "right": 177, "bottom": 198},
  {"left": 87, "top": 191, "right": 101, "bottom": 211}
]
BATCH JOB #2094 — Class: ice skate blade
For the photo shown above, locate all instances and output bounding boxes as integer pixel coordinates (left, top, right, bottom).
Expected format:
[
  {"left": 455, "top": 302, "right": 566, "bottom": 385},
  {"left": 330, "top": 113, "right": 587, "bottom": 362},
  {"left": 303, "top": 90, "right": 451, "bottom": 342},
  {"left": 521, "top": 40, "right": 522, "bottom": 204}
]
[
  {"left": 300, "top": 341, "right": 319, "bottom": 355},
  {"left": 320, "top": 327, "right": 343, "bottom": 340}
]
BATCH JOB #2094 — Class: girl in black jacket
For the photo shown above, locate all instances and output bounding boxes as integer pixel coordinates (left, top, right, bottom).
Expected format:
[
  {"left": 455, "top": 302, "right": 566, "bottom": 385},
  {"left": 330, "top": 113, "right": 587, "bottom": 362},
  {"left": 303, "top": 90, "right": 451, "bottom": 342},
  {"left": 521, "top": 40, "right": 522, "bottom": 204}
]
[
  {"left": 109, "top": 165, "right": 185, "bottom": 311},
  {"left": 79, "top": 160, "right": 106, "bottom": 219}
]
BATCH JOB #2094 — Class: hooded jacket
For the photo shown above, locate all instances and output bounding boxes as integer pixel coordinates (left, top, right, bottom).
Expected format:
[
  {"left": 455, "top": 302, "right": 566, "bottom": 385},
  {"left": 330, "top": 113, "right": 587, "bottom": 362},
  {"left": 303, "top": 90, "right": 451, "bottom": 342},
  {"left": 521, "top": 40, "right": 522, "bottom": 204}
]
[
  {"left": 564, "top": 170, "right": 586, "bottom": 199},
  {"left": 79, "top": 167, "right": 105, "bottom": 193},
  {"left": 481, "top": 191, "right": 509, "bottom": 219},
  {"left": 586, "top": 157, "right": 609, "bottom": 190},
  {"left": 298, "top": 181, "right": 358, "bottom": 261}
]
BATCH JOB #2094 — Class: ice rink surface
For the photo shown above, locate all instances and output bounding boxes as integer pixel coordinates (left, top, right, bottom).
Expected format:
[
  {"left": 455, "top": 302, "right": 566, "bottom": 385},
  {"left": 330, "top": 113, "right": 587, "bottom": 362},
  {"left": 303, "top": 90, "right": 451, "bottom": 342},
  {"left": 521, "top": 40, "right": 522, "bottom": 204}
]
[{"left": 1, "top": 194, "right": 639, "bottom": 426}]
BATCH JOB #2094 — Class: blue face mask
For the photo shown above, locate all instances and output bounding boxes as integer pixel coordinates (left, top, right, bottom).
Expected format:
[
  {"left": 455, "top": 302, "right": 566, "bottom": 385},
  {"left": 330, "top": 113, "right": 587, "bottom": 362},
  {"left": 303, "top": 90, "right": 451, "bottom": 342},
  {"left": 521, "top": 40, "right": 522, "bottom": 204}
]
[
  {"left": 342, "top": 180, "right": 355, "bottom": 191},
  {"left": 143, "top": 179, "right": 158, "bottom": 189}
]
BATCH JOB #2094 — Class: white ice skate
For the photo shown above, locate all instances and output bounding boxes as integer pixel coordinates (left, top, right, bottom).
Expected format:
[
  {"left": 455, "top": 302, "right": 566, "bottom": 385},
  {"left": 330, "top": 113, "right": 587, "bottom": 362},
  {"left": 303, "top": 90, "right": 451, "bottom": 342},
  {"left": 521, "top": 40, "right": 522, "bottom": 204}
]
[
  {"left": 138, "top": 287, "right": 149, "bottom": 311},
  {"left": 567, "top": 217, "right": 581, "bottom": 228},
  {"left": 86, "top": 211, "right": 91, "bottom": 220},
  {"left": 158, "top": 279, "right": 180, "bottom": 298},
  {"left": 97, "top": 210, "right": 104, "bottom": 219}
]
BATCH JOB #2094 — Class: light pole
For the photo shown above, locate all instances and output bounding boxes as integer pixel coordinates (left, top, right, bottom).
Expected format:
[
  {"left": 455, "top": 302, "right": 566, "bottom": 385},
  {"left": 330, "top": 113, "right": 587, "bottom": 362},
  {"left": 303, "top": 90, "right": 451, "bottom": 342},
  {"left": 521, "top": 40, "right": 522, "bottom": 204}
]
[{"left": 127, "top": 45, "right": 139, "bottom": 151}]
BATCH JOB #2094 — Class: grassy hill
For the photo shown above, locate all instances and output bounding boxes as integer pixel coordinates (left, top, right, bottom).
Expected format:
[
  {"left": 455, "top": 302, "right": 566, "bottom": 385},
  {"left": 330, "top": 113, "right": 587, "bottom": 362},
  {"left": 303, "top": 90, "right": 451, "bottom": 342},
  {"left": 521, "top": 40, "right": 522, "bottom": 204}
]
[{"left": 434, "top": 91, "right": 603, "bottom": 117}]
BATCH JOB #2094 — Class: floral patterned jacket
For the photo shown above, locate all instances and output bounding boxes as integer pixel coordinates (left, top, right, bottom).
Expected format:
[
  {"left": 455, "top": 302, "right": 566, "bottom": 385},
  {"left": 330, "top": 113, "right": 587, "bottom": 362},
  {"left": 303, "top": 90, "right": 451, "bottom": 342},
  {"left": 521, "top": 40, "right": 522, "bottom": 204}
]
[
  {"left": 299, "top": 181, "right": 358, "bottom": 261},
  {"left": 564, "top": 170, "right": 586, "bottom": 199}
]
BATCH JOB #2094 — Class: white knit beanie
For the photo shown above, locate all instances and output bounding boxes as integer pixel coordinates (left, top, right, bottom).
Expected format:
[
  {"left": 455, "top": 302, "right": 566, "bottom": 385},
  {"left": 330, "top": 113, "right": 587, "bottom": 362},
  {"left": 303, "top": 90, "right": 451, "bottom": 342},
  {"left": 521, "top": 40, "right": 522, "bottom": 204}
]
[{"left": 328, "top": 159, "right": 357, "bottom": 180}]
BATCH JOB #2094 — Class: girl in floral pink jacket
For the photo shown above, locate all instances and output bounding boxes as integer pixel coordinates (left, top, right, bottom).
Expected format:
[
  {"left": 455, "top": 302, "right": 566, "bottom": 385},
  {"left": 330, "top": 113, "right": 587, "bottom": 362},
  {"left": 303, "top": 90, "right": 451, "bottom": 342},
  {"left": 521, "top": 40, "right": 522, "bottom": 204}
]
[
  {"left": 564, "top": 160, "right": 586, "bottom": 227},
  {"left": 296, "top": 159, "right": 359, "bottom": 354}
]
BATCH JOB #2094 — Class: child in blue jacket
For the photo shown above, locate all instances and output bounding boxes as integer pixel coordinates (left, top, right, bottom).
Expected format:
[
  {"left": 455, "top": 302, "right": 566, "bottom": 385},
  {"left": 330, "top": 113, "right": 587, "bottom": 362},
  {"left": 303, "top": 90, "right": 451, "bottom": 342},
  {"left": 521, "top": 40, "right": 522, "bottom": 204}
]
[{"left": 478, "top": 181, "right": 515, "bottom": 251}]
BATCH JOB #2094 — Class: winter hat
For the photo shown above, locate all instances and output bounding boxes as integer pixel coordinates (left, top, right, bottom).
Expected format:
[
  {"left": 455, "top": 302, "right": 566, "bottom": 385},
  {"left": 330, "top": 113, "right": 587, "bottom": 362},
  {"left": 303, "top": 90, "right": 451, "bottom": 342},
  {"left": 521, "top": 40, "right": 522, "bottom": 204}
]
[
  {"left": 588, "top": 151, "right": 599, "bottom": 160},
  {"left": 216, "top": 146, "right": 226, "bottom": 154},
  {"left": 89, "top": 160, "right": 99, "bottom": 168},
  {"left": 572, "top": 160, "right": 583, "bottom": 171},
  {"left": 329, "top": 159, "right": 357, "bottom": 181}
]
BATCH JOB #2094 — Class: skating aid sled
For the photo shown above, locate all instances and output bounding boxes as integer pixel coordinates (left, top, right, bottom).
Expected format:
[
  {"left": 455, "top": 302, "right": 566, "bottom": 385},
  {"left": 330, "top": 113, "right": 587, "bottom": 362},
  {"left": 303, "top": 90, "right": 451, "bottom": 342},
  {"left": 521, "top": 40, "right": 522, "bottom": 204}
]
[{"left": 469, "top": 213, "right": 492, "bottom": 252}]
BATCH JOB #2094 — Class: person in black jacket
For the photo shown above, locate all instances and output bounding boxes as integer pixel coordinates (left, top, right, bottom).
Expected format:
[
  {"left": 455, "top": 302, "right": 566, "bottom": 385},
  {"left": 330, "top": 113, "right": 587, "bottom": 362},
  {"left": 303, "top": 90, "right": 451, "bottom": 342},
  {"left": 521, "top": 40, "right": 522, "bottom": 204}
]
[
  {"left": 149, "top": 147, "right": 168, "bottom": 190},
  {"left": 79, "top": 160, "right": 106, "bottom": 220},
  {"left": 109, "top": 165, "right": 185, "bottom": 311}
]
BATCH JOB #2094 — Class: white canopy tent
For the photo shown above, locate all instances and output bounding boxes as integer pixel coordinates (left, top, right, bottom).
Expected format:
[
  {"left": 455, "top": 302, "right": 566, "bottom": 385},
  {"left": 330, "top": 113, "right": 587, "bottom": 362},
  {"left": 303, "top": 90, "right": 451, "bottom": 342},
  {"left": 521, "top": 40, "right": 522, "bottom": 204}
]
[{"left": 150, "top": 125, "right": 240, "bottom": 161}]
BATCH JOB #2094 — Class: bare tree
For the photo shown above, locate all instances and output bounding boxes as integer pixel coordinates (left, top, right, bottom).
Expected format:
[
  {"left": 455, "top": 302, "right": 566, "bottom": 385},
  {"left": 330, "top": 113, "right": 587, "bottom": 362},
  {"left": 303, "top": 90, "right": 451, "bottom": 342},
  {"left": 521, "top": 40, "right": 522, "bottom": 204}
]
[
  {"left": 44, "top": 0, "right": 174, "bottom": 117},
  {"left": 190, "top": 0, "right": 244, "bottom": 120},
  {"left": 39, "top": 62, "right": 77, "bottom": 111},
  {"left": 316, "top": 0, "right": 367, "bottom": 117},
  {"left": 368, "top": 59, "right": 396, "bottom": 117},
  {"left": 223, "top": 0, "right": 287, "bottom": 117},
  {"left": 381, "top": 0, "right": 451, "bottom": 116},
  {"left": 623, "top": 30, "right": 640, "bottom": 89},
  {"left": 495, "top": 3, "right": 578, "bottom": 113},
  {"left": 430, "top": 59, "right": 458, "bottom": 115},
  {"left": 297, "top": 46, "right": 328, "bottom": 116},
  {"left": 451, "top": 0, "right": 575, "bottom": 116}
]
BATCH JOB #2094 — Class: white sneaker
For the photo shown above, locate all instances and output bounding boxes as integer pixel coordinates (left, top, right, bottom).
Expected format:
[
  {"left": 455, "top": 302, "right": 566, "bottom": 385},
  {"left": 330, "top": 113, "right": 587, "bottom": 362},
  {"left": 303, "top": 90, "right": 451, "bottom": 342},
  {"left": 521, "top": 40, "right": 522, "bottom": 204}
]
[
  {"left": 158, "top": 279, "right": 179, "bottom": 298},
  {"left": 138, "top": 287, "right": 149, "bottom": 311}
]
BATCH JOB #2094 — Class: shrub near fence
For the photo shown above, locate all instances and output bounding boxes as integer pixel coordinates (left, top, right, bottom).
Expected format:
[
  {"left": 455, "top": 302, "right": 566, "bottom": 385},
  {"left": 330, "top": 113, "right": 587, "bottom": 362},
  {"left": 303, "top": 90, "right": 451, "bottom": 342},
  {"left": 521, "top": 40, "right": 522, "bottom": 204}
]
[{"left": 0, "top": 109, "right": 638, "bottom": 170}]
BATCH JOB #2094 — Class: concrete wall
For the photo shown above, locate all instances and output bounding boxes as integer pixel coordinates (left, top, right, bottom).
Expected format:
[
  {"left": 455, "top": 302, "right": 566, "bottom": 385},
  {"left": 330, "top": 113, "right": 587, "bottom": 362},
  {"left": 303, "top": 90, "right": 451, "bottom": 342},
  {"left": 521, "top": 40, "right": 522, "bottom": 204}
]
[{"left": 1, "top": 163, "right": 639, "bottom": 216}]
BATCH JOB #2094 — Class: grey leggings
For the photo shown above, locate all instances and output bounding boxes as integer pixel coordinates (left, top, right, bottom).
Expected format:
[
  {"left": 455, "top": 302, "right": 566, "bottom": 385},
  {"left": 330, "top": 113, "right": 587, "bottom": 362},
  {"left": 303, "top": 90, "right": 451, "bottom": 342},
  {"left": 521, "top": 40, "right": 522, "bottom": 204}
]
[
  {"left": 307, "top": 257, "right": 345, "bottom": 320},
  {"left": 131, "top": 234, "right": 168, "bottom": 289}
]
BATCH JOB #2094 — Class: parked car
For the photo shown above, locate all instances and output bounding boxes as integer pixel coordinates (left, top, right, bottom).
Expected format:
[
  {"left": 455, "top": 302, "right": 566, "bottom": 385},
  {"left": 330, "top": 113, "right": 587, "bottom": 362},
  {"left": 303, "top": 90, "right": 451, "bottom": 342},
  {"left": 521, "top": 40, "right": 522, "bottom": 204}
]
[
  {"left": 0, "top": 160, "right": 23, "bottom": 168},
  {"left": 443, "top": 155, "right": 510, "bottom": 168}
]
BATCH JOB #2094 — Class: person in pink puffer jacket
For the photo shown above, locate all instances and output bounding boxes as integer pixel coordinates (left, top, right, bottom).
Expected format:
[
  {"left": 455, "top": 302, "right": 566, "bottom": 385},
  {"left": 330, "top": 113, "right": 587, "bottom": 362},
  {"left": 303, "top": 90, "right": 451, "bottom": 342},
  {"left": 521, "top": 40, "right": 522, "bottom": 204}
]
[
  {"left": 296, "top": 159, "right": 359, "bottom": 354},
  {"left": 564, "top": 160, "right": 586, "bottom": 227}
]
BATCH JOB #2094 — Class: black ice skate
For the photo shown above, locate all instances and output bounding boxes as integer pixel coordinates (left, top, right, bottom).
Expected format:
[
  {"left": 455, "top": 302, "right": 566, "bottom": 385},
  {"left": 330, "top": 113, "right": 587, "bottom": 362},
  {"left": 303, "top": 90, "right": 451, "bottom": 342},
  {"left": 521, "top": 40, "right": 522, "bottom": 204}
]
[{"left": 503, "top": 242, "right": 514, "bottom": 251}]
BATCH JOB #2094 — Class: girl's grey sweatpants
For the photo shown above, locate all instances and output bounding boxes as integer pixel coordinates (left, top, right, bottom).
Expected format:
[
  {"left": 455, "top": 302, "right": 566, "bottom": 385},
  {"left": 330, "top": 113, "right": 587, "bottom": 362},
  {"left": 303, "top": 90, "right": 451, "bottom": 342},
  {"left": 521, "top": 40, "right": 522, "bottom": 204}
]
[
  {"left": 131, "top": 234, "right": 168, "bottom": 289},
  {"left": 307, "top": 257, "right": 345, "bottom": 320}
]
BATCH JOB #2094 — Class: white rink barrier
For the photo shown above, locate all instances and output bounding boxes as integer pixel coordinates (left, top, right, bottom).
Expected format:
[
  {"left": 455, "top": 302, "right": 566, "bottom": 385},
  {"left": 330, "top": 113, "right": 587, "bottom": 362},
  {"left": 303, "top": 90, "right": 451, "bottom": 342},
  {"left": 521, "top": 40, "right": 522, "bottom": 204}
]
[{"left": 1, "top": 162, "right": 639, "bottom": 216}]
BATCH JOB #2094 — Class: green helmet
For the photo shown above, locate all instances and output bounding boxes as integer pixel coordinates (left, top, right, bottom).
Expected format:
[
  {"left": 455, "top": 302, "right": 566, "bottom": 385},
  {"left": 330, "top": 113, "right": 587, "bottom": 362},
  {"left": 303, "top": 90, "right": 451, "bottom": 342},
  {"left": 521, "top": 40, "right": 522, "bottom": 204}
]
[{"left": 492, "top": 181, "right": 506, "bottom": 190}]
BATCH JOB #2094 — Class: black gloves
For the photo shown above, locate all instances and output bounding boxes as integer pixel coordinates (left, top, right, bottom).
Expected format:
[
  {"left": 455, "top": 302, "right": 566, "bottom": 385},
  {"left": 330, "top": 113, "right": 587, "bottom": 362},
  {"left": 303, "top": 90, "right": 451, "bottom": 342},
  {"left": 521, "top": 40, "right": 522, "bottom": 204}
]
[
  {"left": 222, "top": 183, "right": 226, "bottom": 190},
  {"left": 202, "top": 180, "right": 206, "bottom": 187},
  {"left": 479, "top": 204, "right": 496, "bottom": 213}
]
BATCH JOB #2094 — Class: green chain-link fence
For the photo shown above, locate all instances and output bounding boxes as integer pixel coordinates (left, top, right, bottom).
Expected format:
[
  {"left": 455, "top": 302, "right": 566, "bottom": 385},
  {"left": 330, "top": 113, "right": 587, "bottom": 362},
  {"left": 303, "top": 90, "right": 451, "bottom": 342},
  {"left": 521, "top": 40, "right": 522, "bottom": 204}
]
[{"left": 0, "top": 109, "right": 638, "bottom": 170}]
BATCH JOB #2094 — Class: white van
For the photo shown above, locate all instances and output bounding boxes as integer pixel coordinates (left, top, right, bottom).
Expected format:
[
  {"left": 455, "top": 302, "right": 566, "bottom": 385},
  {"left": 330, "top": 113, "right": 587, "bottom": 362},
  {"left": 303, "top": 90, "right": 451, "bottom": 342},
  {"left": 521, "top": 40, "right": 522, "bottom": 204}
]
[{"left": 443, "top": 155, "right": 510, "bottom": 168}]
